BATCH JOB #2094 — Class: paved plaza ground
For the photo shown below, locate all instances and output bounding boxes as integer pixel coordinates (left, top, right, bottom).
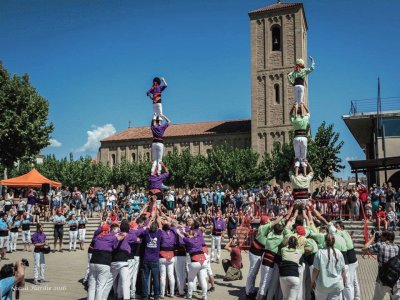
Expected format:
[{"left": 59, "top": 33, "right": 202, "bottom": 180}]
[{"left": 0, "top": 249, "right": 388, "bottom": 300}]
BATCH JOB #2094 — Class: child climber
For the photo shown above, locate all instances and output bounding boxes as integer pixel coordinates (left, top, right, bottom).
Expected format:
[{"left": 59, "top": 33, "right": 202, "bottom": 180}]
[
  {"left": 147, "top": 77, "right": 168, "bottom": 116},
  {"left": 287, "top": 56, "right": 315, "bottom": 117}
]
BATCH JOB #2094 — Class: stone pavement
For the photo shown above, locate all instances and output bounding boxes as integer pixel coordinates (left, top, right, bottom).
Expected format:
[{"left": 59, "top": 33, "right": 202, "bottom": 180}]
[{"left": 0, "top": 249, "right": 388, "bottom": 300}]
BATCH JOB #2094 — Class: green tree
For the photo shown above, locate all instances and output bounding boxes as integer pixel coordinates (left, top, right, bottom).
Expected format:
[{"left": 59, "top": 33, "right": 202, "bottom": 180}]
[
  {"left": 308, "top": 121, "right": 345, "bottom": 182},
  {"left": 0, "top": 62, "right": 54, "bottom": 170}
]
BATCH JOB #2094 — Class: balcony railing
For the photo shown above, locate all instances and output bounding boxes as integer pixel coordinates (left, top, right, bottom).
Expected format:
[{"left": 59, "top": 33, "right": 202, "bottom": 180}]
[{"left": 349, "top": 97, "right": 400, "bottom": 115}]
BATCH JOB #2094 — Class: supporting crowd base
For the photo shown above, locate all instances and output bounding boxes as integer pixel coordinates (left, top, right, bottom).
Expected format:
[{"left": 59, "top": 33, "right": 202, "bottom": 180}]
[{"left": 1, "top": 245, "right": 389, "bottom": 299}]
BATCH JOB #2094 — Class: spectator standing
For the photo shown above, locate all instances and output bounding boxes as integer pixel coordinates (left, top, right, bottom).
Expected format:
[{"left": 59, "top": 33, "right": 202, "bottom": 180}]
[
  {"left": 363, "top": 230, "right": 400, "bottom": 299},
  {"left": 53, "top": 208, "right": 66, "bottom": 252},
  {"left": 77, "top": 211, "right": 88, "bottom": 250},
  {"left": 0, "top": 214, "right": 9, "bottom": 260},
  {"left": 9, "top": 215, "right": 21, "bottom": 252},
  {"left": 210, "top": 211, "right": 225, "bottom": 263},
  {"left": 31, "top": 223, "right": 47, "bottom": 285},
  {"left": 68, "top": 214, "right": 79, "bottom": 251},
  {"left": 21, "top": 212, "right": 33, "bottom": 252}
]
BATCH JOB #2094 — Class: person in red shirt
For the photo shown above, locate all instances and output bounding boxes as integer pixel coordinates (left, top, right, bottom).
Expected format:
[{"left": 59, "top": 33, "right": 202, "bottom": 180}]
[
  {"left": 222, "top": 236, "right": 243, "bottom": 281},
  {"left": 376, "top": 205, "right": 388, "bottom": 231}
]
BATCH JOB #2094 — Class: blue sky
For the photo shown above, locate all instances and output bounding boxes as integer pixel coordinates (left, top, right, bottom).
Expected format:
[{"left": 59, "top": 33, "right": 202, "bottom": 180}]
[{"left": 1, "top": 0, "right": 399, "bottom": 178}]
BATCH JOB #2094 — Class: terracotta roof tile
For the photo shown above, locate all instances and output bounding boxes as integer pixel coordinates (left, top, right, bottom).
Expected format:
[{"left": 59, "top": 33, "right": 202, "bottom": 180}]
[
  {"left": 101, "top": 119, "right": 251, "bottom": 143},
  {"left": 249, "top": 2, "right": 303, "bottom": 15}
]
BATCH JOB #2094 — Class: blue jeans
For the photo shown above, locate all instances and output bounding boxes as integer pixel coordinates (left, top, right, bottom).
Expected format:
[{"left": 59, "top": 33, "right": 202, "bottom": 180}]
[{"left": 142, "top": 261, "right": 160, "bottom": 298}]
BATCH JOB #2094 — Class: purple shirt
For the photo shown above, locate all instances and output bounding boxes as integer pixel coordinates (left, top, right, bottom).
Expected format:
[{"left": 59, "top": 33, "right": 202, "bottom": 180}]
[
  {"left": 31, "top": 232, "right": 46, "bottom": 244},
  {"left": 147, "top": 84, "right": 167, "bottom": 103},
  {"left": 148, "top": 173, "right": 169, "bottom": 190},
  {"left": 151, "top": 122, "right": 169, "bottom": 140},
  {"left": 183, "top": 236, "right": 203, "bottom": 254},
  {"left": 93, "top": 233, "right": 119, "bottom": 252},
  {"left": 141, "top": 229, "right": 162, "bottom": 262},
  {"left": 212, "top": 217, "right": 225, "bottom": 231},
  {"left": 27, "top": 195, "right": 36, "bottom": 206},
  {"left": 116, "top": 232, "right": 138, "bottom": 253},
  {"left": 184, "top": 226, "right": 205, "bottom": 245},
  {"left": 160, "top": 229, "right": 177, "bottom": 249}
]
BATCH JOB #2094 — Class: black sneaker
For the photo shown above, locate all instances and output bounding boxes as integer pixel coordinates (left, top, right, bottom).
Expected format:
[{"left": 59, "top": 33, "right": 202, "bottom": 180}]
[{"left": 208, "top": 287, "right": 215, "bottom": 292}]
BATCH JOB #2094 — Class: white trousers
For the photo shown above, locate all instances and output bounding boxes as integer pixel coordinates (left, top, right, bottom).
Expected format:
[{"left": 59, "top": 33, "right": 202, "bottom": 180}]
[
  {"left": 343, "top": 262, "right": 358, "bottom": 300},
  {"left": 294, "top": 85, "right": 305, "bottom": 104},
  {"left": 267, "top": 264, "right": 281, "bottom": 300},
  {"left": 294, "top": 137, "right": 308, "bottom": 166},
  {"left": 372, "top": 281, "right": 400, "bottom": 300},
  {"left": 174, "top": 255, "right": 187, "bottom": 296},
  {"left": 296, "top": 263, "right": 305, "bottom": 300},
  {"left": 22, "top": 230, "right": 31, "bottom": 244},
  {"left": 211, "top": 235, "right": 221, "bottom": 261},
  {"left": 280, "top": 276, "right": 300, "bottom": 300},
  {"left": 153, "top": 102, "right": 162, "bottom": 116},
  {"left": 246, "top": 252, "right": 262, "bottom": 295},
  {"left": 87, "top": 263, "right": 111, "bottom": 300},
  {"left": 0, "top": 236, "right": 9, "bottom": 249},
  {"left": 78, "top": 228, "right": 86, "bottom": 242},
  {"left": 128, "top": 256, "right": 140, "bottom": 296},
  {"left": 151, "top": 142, "right": 164, "bottom": 175},
  {"left": 33, "top": 251, "right": 45, "bottom": 280},
  {"left": 160, "top": 257, "right": 175, "bottom": 297},
  {"left": 315, "top": 290, "right": 342, "bottom": 300},
  {"left": 188, "top": 261, "right": 207, "bottom": 299},
  {"left": 104, "top": 261, "right": 130, "bottom": 300},
  {"left": 84, "top": 253, "right": 92, "bottom": 282},
  {"left": 205, "top": 253, "right": 213, "bottom": 277},
  {"left": 69, "top": 230, "right": 78, "bottom": 250},
  {"left": 354, "top": 265, "right": 360, "bottom": 300},
  {"left": 257, "top": 264, "right": 274, "bottom": 298},
  {"left": 10, "top": 232, "right": 18, "bottom": 251}
]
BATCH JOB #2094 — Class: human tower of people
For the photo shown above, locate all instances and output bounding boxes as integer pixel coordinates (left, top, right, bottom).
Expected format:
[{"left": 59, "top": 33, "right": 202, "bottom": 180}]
[
  {"left": 83, "top": 76, "right": 242, "bottom": 300},
  {"left": 244, "top": 57, "right": 359, "bottom": 300}
]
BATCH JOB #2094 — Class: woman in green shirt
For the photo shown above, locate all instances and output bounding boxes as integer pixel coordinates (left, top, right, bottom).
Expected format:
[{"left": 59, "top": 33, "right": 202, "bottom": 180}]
[
  {"left": 311, "top": 233, "right": 347, "bottom": 300},
  {"left": 279, "top": 236, "right": 304, "bottom": 300}
]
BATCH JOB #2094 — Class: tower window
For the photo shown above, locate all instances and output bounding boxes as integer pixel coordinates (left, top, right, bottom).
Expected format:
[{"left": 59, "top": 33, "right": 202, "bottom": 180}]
[
  {"left": 271, "top": 25, "right": 281, "bottom": 51},
  {"left": 111, "top": 154, "right": 116, "bottom": 165},
  {"left": 131, "top": 153, "right": 136, "bottom": 161},
  {"left": 274, "top": 84, "right": 280, "bottom": 104},
  {"left": 146, "top": 152, "right": 150, "bottom": 160}
]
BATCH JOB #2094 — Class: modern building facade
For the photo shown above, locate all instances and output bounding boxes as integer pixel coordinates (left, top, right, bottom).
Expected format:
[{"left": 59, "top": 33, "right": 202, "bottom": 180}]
[{"left": 343, "top": 97, "right": 400, "bottom": 187}]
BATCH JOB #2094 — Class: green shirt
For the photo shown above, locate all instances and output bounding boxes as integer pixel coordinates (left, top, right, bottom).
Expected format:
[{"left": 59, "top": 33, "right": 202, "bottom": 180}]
[
  {"left": 337, "top": 230, "right": 354, "bottom": 250},
  {"left": 289, "top": 171, "right": 314, "bottom": 189},
  {"left": 309, "top": 231, "right": 326, "bottom": 249},
  {"left": 333, "top": 233, "right": 348, "bottom": 252},
  {"left": 287, "top": 62, "right": 315, "bottom": 85},
  {"left": 281, "top": 246, "right": 303, "bottom": 265},
  {"left": 314, "top": 248, "right": 345, "bottom": 294},
  {"left": 255, "top": 223, "right": 271, "bottom": 246},
  {"left": 305, "top": 238, "right": 319, "bottom": 255},
  {"left": 290, "top": 113, "right": 310, "bottom": 131}
]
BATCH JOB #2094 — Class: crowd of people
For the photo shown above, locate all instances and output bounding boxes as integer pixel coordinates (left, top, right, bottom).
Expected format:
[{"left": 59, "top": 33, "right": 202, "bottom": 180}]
[{"left": 0, "top": 179, "right": 400, "bottom": 300}]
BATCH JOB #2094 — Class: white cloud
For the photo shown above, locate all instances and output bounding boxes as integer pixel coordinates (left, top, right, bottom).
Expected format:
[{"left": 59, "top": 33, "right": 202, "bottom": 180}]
[
  {"left": 345, "top": 156, "right": 358, "bottom": 161},
  {"left": 49, "top": 138, "right": 62, "bottom": 147},
  {"left": 77, "top": 124, "right": 116, "bottom": 152}
]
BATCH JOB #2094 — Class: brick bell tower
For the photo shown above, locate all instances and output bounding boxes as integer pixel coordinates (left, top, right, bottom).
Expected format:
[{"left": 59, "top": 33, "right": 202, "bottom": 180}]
[{"left": 249, "top": 2, "right": 308, "bottom": 156}]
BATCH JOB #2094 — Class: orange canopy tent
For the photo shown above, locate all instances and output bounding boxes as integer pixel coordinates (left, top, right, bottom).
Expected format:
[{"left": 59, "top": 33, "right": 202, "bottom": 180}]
[{"left": 0, "top": 168, "right": 61, "bottom": 188}]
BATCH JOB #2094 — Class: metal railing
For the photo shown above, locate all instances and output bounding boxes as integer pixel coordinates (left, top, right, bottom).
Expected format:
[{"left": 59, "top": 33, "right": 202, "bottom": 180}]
[{"left": 349, "top": 97, "right": 400, "bottom": 115}]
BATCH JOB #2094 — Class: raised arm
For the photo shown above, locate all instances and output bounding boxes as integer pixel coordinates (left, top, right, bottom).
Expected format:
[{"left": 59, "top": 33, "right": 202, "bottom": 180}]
[
  {"left": 224, "top": 238, "right": 233, "bottom": 252},
  {"left": 160, "top": 77, "right": 168, "bottom": 87},
  {"left": 160, "top": 113, "right": 171, "bottom": 124}
]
